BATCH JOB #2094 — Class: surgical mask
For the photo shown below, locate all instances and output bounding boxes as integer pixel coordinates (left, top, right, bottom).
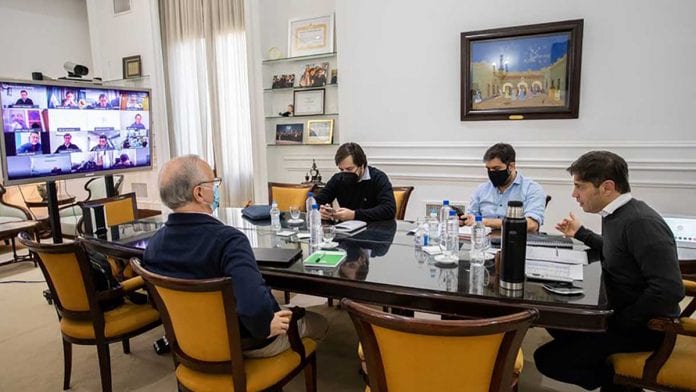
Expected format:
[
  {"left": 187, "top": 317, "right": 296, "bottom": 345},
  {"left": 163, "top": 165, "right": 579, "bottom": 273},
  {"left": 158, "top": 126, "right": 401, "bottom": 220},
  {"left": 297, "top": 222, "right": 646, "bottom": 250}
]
[
  {"left": 488, "top": 168, "right": 510, "bottom": 188},
  {"left": 341, "top": 171, "right": 360, "bottom": 185},
  {"left": 211, "top": 183, "right": 220, "bottom": 212}
]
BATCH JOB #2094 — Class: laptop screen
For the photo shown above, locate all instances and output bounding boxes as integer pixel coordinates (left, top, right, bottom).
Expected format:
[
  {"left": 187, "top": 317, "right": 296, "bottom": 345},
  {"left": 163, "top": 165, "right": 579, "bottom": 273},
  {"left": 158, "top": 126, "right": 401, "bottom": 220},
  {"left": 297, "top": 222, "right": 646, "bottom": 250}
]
[{"left": 663, "top": 215, "right": 696, "bottom": 249}]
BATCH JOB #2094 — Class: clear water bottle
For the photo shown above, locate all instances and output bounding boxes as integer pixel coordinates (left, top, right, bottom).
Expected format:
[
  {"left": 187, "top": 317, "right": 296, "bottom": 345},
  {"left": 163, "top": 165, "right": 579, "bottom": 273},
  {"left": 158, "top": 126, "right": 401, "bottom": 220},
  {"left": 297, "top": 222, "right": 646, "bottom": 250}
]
[
  {"left": 414, "top": 219, "right": 424, "bottom": 250},
  {"left": 470, "top": 214, "right": 488, "bottom": 266},
  {"left": 308, "top": 204, "right": 322, "bottom": 248},
  {"left": 305, "top": 192, "right": 316, "bottom": 214},
  {"left": 270, "top": 201, "right": 281, "bottom": 231},
  {"left": 428, "top": 209, "right": 439, "bottom": 241},
  {"left": 446, "top": 209, "right": 460, "bottom": 261},
  {"left": 438, "top": 200, "right": 452, "bottom": 240}
]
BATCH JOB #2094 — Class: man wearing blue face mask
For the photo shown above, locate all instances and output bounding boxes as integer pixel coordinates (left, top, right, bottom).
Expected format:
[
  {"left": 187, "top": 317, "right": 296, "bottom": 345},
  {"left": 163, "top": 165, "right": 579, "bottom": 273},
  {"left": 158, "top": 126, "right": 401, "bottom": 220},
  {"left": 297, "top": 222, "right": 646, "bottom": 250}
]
[
  {"left": 464, "top": 143, "right": 546, "bottom": 232},
  {"left": 144, "top": 155, "right": 327, "bottom": 357},
  {"left": 314, "top": 142, "right": 396, "bottom": 222}
]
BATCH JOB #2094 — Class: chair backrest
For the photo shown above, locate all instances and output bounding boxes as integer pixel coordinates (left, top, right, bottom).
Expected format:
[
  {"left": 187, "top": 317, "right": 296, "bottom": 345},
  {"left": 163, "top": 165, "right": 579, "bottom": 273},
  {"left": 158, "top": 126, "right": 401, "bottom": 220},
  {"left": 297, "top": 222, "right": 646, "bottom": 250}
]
[
  {"left": 78, "top": 193, "right": 138, "bottom": 234},
  {"left": 267, "top": 182, "right": 314, "bottom": 212},
  {"left": 392, "top": 186, "right": 414, "bottom": 220},
  {"left": 130, "top": 258, "right": 248, "bottom": 389},
  {"left": 0, "top": 184, "right": 32, "bottom": 220},
  {"left": 17, "top": 232, "right": 101, "bottom": 322},
  {"left": 85, "top": 175, "right": 124, "bottom": 201},
  {"left": 343, "top": 299, "right": 538, "bottom": 392}
]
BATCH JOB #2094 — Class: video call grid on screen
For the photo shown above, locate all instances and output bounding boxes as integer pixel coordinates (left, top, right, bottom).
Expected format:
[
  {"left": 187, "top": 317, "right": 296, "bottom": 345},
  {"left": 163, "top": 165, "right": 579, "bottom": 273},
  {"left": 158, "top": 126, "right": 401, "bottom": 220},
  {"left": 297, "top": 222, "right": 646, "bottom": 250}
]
[{"left": 0, "top": 79, "right": 152, "bottom": 184}]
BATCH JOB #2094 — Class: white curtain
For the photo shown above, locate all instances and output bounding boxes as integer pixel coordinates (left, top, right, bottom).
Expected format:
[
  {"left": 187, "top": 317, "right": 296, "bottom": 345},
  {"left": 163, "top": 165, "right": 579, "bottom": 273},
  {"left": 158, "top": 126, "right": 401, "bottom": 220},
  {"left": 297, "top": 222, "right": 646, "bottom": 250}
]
[{"left": 159, "top": 0, "right": 254, "bottom": 206}]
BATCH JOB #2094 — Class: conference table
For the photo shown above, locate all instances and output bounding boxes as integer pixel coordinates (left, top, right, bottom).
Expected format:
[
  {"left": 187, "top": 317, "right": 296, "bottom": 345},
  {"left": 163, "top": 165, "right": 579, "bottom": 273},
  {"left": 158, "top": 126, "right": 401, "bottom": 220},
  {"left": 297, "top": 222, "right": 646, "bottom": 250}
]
[{"left": 81, "top": 208, "right": 612, "bottom": 332}]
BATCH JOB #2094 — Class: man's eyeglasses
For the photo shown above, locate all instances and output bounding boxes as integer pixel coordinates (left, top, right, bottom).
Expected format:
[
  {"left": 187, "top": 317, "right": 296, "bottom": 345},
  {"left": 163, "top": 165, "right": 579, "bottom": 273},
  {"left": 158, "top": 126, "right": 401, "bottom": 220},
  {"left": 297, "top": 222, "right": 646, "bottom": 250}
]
[{"left": 196, "top": 177, "right": 222, "bottom": 188}]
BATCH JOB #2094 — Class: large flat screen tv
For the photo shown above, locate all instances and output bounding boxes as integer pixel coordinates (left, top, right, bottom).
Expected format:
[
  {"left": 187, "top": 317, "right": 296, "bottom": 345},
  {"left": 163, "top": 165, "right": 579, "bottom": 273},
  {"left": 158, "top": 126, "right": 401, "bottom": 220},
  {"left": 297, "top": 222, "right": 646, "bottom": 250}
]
[{"left": 0, "top": 79, "right": 152, "bottom": 185}]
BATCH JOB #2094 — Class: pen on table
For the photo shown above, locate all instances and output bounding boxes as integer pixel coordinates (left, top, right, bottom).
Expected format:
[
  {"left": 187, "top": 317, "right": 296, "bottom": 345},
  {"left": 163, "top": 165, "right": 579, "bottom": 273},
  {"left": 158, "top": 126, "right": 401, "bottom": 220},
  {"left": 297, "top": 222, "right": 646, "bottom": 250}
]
[{"left": 315, "top": 253, "right": 324, "bottom": 263}]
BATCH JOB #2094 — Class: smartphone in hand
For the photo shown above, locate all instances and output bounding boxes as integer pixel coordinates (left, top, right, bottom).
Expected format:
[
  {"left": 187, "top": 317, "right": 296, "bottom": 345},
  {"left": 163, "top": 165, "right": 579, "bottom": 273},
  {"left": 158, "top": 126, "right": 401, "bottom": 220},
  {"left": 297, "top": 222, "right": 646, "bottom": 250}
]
[{"left": 543, "top": 282, "right": 584, "bottom": 295}]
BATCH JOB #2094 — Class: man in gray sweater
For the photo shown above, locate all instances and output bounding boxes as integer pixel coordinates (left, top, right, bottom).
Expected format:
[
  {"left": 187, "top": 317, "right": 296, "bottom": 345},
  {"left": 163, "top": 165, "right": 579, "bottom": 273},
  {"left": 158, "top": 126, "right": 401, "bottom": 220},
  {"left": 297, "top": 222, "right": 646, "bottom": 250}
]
[{"left": 534, "top": 150, "right": 684, "bottom": 392}]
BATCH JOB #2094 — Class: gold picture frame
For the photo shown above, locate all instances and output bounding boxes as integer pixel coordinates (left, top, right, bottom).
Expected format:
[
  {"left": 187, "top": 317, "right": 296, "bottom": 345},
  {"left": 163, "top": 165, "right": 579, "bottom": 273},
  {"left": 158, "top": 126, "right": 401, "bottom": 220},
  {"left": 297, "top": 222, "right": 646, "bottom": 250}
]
[
  {"left": 288, "top": 15, "right": 334, "bottom": 58},
  {"left": 306, "top": 119, "right": 334, "bottom": 144},
  {"left": 122, "top": 55, "right": 142, "bottom": 79}
]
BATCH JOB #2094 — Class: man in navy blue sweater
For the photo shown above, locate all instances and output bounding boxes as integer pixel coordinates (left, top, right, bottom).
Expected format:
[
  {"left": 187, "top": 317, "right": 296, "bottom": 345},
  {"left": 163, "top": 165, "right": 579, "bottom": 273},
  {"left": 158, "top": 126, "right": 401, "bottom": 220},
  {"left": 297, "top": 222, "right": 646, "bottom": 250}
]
[
  {"left": 144, "top": 155, "right": 327, "bottom": 357},
  {"left": 534, "top": 151, "right": 684, "bottom": 391}
]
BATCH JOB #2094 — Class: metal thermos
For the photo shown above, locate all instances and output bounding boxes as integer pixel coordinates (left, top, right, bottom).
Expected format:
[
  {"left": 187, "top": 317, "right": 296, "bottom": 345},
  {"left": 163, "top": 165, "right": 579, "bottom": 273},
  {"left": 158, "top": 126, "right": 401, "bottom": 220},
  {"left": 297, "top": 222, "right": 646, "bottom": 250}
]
[{"left": 500, "top": 201, "right": 527, "bottom": 290}]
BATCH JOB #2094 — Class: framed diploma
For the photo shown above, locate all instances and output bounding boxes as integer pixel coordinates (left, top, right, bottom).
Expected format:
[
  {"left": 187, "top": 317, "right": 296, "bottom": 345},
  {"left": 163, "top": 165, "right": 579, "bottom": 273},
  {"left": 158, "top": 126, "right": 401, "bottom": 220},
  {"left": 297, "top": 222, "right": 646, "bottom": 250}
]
[
  {"left": 306, "top": 119, "right": 334, "bottom": 144},
  {"left": 288, "top": 15, "right": 334, "bottom": 58},
  {"left": 293, "top": 89, "right": 325, "bottom": 116}
]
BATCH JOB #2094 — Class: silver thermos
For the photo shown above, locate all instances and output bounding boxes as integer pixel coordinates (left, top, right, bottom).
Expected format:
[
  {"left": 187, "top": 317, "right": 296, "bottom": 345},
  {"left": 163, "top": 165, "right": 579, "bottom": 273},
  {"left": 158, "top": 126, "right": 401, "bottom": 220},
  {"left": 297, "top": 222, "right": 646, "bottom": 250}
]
[{"left": 500, "top": 200, "right": 527, "bottom": 290}]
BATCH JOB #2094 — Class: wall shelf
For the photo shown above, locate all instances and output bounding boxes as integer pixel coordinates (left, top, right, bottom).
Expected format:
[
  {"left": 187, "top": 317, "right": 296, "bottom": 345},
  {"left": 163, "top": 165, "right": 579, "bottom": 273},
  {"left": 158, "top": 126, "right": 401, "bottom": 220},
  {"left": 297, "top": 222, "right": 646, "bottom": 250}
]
[
  {"left": 262, "top": 52, "right": 336, "bottom": 64},
  {"left": 264, "top": 84, "right": 338, "bottom": 92},
  {"left": 265, "top": 113, "right": 338, "bottom": 120}
]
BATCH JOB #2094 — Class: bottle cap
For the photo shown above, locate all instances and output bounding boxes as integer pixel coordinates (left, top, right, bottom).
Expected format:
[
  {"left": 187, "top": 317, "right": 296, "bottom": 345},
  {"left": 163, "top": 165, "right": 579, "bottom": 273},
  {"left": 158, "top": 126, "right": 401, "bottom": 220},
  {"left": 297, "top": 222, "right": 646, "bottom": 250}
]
[
  {"left": 312, "top": 204, "right": 318, "bottom": 210},
  {"left": 443, "top": 200, "right": 449, "bottom": 205},
  {"left": 272, "top": 200, "right": 277, "bottom": 206},
  {"left": 308, "top": 192, "right": 313, "bottom": 197},
  {"left": 507, "top": 201, "right": 523, "bottom": 207},
  {"left": 475, "top": 214, "right": 482, "bottom": 222}
]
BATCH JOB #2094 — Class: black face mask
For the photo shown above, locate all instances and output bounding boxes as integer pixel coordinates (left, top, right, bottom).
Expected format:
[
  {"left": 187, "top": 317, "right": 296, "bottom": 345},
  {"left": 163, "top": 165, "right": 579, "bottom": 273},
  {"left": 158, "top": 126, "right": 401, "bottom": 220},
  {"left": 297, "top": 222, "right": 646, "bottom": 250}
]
[
  {"left": 488, "top": 168, "right": 510, "bottom": 187},
  {"left": 341, "top": 171, "right": 360, "bottom": 185}
]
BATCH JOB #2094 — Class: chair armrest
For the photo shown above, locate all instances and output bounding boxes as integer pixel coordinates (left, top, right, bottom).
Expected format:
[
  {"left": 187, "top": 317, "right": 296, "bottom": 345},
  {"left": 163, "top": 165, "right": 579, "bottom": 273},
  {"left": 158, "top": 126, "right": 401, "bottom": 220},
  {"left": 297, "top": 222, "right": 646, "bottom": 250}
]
[
  {"left": 287, "top": 306, "right": 307, "bottom": 359},
  {"left": 96, "top": 276, "right": 145, "bottom": 304},
  {"left": 120, "top": 276, "right": 145, "bottom": 292},
  {"left": 684, "top": 279, "right": 696, "bottom": 296}
]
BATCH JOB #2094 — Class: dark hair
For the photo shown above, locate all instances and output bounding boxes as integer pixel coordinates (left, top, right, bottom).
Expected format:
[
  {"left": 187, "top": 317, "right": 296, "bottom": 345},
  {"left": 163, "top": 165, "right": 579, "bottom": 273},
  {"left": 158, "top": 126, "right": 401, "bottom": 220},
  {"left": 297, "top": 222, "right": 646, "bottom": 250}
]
[
  {"left": 99, "top": 135, "right": 107, "bottom": 140},
  {"left": 334, "top": 142, "right": 367, "bottom": 167},
  {"left": 20, "top": 90, "right": 27, "bottom": 94},
  {"left": 567, "top": 150, "right": 631, "bottom": 193},
  {"left": 483, "top": 143, "right": 516, "bottom": 164}
]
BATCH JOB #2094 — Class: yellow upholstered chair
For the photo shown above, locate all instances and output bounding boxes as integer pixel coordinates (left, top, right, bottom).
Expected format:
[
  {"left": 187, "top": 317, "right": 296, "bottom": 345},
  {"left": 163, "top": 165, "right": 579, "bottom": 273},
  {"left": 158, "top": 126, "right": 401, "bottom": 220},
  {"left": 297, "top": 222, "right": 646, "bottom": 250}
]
[
  {"left": 17, "top": 233, "right": 160, "bottom": 392},
  {"left": 392, "top": 186, "right": 414, "bottom": 220},
  {"left": 77, "top": 192, "right": 138, "bottom": 235},
  {"left": 608, "top": 277, "right": 696, "bottom": 391},
  {"left": 268, "top": 182, "right": 314, "bottom": 212},
  {"left": 130, "top": 258, "right": 318, "bottom": 392},
  {"left": 60, "top": 175, "right": 124, "bottom": 238},
  {"left": 343, "top": 299, "right": 537, "bottom": 392}
]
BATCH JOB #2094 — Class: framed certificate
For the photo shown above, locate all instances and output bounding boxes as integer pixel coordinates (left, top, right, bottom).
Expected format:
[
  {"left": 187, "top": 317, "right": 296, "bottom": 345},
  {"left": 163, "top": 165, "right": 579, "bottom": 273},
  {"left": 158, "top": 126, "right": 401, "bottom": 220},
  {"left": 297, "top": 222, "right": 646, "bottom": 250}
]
[
  {"left": 288, "top": 15, "right": 334, "bottom": 58},
  {"left": 293, "top": 89, "right": 325, "bottom": 116},
  {"left": 306, "top": 119, "right": 334, "bottom": 144}
]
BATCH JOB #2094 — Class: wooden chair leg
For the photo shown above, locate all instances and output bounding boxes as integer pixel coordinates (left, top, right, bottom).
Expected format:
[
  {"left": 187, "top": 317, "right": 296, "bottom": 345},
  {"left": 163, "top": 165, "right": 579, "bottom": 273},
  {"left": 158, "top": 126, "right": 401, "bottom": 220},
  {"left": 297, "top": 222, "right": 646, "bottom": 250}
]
[
  {"left": 304, "top": 352, "right": 317, "bottom": 392},
  {"left": 122, "top": 339, "right": 130, "bottom": 354},
  {"left": 62, "top": 339, "right": 72, "bottom": 390},
  {"left": 96, "top": 343, "right": 112, "bottom": 392},
  {"left": 284, "top": 290, "right": 290, "bottom": 304},
  {"left": 328, "top": 298, "right": 334, "bottom": 307}
]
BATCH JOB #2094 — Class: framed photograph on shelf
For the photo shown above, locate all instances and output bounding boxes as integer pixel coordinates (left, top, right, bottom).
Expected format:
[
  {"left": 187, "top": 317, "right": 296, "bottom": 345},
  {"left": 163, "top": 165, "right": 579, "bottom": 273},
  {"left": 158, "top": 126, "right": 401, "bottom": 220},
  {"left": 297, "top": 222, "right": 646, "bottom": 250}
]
[
  {"left": 272, "top": 74, "right": 295, "bottom": 89},
  {"left": 275, "top": 123, "right": 304, "bottom": 145},
  {"left": 461, "top": 19, "right": 583, "bottom": 121},
  {"left": 298, "top": 62, "right": 329, "bottom": 87},
  {"left": 306, "top": 119, "right": 334, "bottom": 144},
  {"left": 122, "top": 55, "right": 142, "bottom": 79},
  {"left": 293, "top": 89, "right": 325, "bottom": 116},
  {"left": 288, "top": 14, "right": 334, "bottom": 58}
]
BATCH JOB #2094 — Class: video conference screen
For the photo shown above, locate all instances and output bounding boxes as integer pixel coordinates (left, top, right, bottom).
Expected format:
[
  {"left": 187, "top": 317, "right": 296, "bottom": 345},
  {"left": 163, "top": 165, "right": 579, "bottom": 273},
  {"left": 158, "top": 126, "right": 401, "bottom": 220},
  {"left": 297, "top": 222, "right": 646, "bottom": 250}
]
[{"left": 0, "top": 80, "right": 152, "bottom": 185}]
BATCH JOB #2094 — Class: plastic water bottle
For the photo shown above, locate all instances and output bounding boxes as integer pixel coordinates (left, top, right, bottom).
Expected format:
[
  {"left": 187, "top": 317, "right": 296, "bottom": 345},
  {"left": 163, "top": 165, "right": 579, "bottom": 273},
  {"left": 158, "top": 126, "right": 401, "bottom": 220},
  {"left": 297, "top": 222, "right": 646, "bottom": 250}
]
[
  {"left": 414, "top": 219, "right": 429, "bottom": 249},
  {"left": 270, "top": 201, "right": 281, "bottom": 231},
  {"left": 470, "top": 214, "right": 488, "bottom": 266},
  {"left": 308, "top": 204, "right": 322, "bottom": 248},
  {"left": 438, "top": 200, "right": 452, "bottom": 240},
  {"left": 446, "top": 210, "right": 460, "bottom": 261},
  {"left": 428, "top": 209, "right": 439, "bottom": 241},
  {"left": 305, "top": 192, "right": 316, "bottom": 214}
]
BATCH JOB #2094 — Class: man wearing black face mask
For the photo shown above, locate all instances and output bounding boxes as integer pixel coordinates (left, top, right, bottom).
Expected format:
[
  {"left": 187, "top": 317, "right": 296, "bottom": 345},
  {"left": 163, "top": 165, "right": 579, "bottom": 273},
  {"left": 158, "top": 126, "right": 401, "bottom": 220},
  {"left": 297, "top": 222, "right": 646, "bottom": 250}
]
[
  {"left": 314, "top": 142, "right": 396, "bottom": 222},
  {"left": 464, "top": 143, "right": 546, "bottom": 232}
]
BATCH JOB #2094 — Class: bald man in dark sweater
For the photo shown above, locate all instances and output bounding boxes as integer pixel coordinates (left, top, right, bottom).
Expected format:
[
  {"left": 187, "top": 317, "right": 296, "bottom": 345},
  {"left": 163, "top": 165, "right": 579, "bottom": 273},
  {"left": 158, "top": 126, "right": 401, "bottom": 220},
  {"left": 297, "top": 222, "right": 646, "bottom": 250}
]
[{"left": 534, "top": 151, "right": 684, "bottom": 392}]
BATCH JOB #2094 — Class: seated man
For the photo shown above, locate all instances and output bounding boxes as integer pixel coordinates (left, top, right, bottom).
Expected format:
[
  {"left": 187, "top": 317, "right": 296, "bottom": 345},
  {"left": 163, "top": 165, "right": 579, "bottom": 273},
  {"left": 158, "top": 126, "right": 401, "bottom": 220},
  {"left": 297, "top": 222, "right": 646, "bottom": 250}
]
[
  {"left": 14, "top": 90, "right": 34, "bottom": 106},
  {"left": 17, "top": 130, "right": 42, "bottom": 154},
  {"left": 315, "top": 142, "right": 396, "bottom": 222},
  {"left": 143, "top": 155, "right": 327, "bottom": 358},
  {"left": 534, "top": 150, "right": 684, "bottom": 391},
  {"left": 54, "top": 133, "right": 82, "bottom": 153},
  {"left": 90, "top": 135, "right": 113, "bottom": 151},
  {"left": 464, "top": 143, "right": 545, "bottom": 232},
  {"left": 128, "top": 113, "right": 146, "bottom": 129}
]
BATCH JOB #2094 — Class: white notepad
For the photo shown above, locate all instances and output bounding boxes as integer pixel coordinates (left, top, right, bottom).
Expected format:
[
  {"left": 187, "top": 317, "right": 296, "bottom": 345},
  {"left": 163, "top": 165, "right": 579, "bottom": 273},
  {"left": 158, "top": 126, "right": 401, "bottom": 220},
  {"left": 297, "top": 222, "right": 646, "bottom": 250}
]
[{"left": 526, "top": 246, "right": 588, "bottom": 265}]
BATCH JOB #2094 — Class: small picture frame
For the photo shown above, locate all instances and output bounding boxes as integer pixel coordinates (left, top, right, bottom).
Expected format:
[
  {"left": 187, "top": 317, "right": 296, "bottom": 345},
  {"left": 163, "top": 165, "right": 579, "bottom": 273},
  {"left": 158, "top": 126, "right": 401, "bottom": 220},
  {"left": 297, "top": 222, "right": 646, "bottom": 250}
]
[
  {"left": 272, "top": 74, "right": 295, "bottom": 89},
  {"left": 293, "top": 89, "right": 325, "bottom": 116},
  {"left": 306, "top": 119, "right": 334, "bottom": 144},
  {"left": 275, "top": 123, "right": 304, "bottom": 144},
  {"left": 288, "top": 14, "right": 334, "bottom": 58},
  {"left": 298, "top": 62, "right": 329, "bottom": 87},
  {"left": 122, "top": 55, "right": 142, "bottom": 79}
]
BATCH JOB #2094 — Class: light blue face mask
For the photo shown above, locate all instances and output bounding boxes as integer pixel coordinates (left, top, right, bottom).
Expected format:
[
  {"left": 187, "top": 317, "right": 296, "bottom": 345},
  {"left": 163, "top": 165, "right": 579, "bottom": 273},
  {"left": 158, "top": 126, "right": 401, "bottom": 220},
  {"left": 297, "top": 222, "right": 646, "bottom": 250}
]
[{"left": 212, "top": 183, "right": 220, "bottom": 212}]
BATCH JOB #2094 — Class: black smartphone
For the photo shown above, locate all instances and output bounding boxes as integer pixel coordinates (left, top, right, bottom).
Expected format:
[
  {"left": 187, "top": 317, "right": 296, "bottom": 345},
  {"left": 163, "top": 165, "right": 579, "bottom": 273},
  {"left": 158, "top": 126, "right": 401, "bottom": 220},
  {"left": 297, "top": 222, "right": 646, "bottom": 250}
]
[{"left": 543, "top": 282, "right": 584, "bottom": 295}]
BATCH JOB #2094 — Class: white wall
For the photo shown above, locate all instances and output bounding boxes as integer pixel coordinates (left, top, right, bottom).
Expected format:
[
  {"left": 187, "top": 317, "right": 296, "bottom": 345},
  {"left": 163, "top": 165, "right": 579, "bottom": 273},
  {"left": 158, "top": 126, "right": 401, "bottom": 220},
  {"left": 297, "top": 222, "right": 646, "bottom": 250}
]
[
  {"left": 257, "top": 0, "right": 696, "bottom": 232},
  {"left": 0, "top": 0, "right": 92, "bottom": 80}
]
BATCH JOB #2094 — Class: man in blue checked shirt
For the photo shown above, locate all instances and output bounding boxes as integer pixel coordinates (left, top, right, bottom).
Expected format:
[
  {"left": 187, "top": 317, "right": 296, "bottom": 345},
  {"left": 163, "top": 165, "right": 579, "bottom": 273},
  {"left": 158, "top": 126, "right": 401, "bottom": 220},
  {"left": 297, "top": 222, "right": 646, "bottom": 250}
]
[{"left": 463, "top": 143, "right": 546, "bottom": 232}]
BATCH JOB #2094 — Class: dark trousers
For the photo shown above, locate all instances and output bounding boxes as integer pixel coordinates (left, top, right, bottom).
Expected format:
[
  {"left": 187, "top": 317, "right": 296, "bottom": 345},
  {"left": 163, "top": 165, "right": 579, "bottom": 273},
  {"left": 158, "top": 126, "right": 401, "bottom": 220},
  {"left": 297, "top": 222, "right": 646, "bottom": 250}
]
[{"left": 533, "top": 328, "right": 663, "bottom": 390}]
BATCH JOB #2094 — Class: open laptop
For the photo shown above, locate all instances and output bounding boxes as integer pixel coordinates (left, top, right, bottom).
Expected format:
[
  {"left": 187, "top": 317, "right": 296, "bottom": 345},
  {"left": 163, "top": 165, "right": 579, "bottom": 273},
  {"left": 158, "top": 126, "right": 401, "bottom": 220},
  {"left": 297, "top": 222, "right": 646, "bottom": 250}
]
[{"left": 662, "top": 215, "right": 696, "bottom": 249}]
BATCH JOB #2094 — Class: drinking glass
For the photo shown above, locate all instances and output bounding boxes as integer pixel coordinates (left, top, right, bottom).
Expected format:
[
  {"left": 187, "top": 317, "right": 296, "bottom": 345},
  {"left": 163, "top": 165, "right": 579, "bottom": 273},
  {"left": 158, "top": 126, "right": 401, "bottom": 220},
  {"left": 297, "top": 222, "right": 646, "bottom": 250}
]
[
  {"left": 322, "top": 225, "right": 336, "bottom": 244},
  {"left": 289, "top": 205, "right": 301, "bottom": 221}
]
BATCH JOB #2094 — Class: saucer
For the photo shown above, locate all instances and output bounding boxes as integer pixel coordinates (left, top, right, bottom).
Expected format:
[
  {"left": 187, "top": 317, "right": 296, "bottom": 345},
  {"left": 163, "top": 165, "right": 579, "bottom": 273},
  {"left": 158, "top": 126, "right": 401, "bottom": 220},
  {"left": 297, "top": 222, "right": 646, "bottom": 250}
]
[
  {"left": 434, "top": 254, "right": 459, "bottom": 264},
  {"left": 287, "top": 218, "right": 304, "bottom": 224},
  {"left": 320, "top": 241, "right": 339, "bottom": 249}
]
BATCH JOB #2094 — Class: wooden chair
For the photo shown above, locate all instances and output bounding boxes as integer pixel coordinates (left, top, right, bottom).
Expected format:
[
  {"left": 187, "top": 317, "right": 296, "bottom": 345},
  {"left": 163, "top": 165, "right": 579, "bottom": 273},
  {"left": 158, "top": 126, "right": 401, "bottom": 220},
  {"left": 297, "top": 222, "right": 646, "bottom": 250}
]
[
  {"left": 60, "top": 175, "right": 124, "bottom": 238},
  {"left": 0, "top": 184, "right": 33, "bottom": 223},
  {"left": 608, "top": 277, "right": 696, "bottom": 391},
  {"left": 17, "top": 233, "right": 161, "bottom": 392},
  {"left": 130, "top": 258, "right": 318, "bottom": 392},
  {"left": 268, "top": 182, "right": 314, "bottom": 212},
  {"left": 343, "top": 298, "right": 537, "bottom": 392},
  {"left": 76, "top": 192, "right": 138, "bottom": 235},
  {"left": 392, "top": 186, "right": 414, "bottom": 220}
]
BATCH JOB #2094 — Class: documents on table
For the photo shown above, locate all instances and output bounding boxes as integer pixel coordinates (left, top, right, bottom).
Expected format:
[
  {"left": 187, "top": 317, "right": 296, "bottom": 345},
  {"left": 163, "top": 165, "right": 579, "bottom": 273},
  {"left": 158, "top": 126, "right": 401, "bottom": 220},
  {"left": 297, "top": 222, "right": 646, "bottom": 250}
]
[{"left": 526, "top": 246, "right": 588, "bottom": 265}]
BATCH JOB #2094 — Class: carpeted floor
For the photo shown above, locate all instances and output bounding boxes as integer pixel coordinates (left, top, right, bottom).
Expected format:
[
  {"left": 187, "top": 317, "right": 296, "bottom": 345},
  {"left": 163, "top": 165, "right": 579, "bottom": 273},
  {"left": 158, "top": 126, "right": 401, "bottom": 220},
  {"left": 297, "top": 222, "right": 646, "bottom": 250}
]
[{"left": 0, "top": 245, "right": 629, "bottom": 392}]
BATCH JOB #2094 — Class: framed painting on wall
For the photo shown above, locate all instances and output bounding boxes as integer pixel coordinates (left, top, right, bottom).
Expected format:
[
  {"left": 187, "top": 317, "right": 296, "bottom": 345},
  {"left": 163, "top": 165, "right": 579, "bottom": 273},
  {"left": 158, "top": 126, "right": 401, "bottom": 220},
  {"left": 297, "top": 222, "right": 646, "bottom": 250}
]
[{"left": 461, "top": 19, "right": 583, "bottom": 121}]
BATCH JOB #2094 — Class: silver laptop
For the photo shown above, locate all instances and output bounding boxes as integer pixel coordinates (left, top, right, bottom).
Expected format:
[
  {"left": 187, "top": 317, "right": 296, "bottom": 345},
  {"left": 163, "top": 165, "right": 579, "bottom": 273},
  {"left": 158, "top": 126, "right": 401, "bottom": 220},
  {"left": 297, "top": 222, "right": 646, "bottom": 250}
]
[{"left": 662, "top": 215, "right": 696, "bottom": 249}]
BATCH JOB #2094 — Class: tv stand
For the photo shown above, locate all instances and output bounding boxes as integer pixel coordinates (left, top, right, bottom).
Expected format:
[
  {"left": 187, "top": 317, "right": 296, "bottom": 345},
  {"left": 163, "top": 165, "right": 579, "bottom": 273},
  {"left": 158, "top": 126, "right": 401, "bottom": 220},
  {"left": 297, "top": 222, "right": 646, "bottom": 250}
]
[
  {"left": 104, "top": 174, "right": 117, "bottom": 197},
  {"left": 45, "top": 180, "right": 62, "bottom": 243}
]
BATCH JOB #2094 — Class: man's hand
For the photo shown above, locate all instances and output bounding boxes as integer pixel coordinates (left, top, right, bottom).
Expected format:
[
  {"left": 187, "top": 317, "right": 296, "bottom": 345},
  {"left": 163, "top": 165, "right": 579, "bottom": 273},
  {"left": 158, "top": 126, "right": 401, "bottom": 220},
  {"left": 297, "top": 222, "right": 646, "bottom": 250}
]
[
  {"left": 463, "top": 214, "right": 476, "bottom": 226},
  {"left": 555, "top": 212, "right": 582, "bottom": 238},
  {"left": 333, "top": 207, "right": 355, "bottom": 221},
  {"left": 319, "top": 204, "right": 334, "bottom": 220},
  {"left": 268, "top": 309, "right": 292, "bottom": 338}
]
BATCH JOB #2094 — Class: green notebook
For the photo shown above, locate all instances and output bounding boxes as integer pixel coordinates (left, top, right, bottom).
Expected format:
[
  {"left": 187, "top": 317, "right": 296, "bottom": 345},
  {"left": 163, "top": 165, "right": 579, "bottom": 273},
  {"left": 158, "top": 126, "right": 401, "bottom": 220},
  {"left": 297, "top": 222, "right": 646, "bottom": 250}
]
[{"left": 303, "top": 250, "right": 346, "bottom": 267}]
